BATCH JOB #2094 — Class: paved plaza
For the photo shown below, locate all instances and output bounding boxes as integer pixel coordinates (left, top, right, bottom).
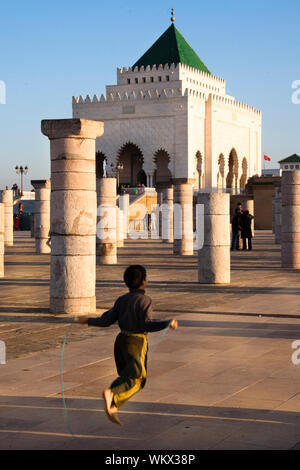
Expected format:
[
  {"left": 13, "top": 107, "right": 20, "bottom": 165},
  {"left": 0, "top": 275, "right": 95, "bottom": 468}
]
[{"left": 1, "top": 231, "right": 300, "bottom": 449}]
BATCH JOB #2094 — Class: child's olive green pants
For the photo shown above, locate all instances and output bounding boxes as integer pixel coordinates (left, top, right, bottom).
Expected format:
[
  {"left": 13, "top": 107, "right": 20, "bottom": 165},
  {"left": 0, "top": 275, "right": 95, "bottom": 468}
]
[{"left": 110, "top": 331, "right": 148, "bottom": 409}]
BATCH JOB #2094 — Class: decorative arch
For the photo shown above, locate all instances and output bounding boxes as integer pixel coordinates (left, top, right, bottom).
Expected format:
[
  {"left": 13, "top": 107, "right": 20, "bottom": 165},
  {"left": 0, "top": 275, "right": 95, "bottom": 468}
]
[
  {"left": 116, "top": 142, "right": 144, "bottom": 187},
  {"left": 195, "top": 151, "right": 204, "bottom": 190},
  {"left": 96, "top": 152, "right": 107, "bottom": 179},
  {"left": 240, "top": 157, "right": 248, "bottom": 189},
  {"left": 226, "top": 148, "right": 239, "bottom": 190},
  {"left": 153, "top": 148, "right": 172, "bottom": 187},
  {"left": 217, "top": 154, "right": 225, "bottom": 190}
]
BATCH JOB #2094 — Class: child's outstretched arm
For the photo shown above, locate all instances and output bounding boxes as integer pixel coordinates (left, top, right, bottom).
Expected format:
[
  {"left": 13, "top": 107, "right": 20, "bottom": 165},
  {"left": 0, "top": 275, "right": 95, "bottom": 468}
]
[
  {"left": 75, "top": 299, "right": 119, "bottom": 327},
  {"left": 141, "top": 297, "right": 178, "bottom": 332}
]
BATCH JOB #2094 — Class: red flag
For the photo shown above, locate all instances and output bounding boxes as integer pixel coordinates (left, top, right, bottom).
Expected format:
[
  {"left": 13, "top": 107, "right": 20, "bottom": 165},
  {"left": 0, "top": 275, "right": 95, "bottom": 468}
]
[{"left": 264, "top": 154, "right": 271, "bottom": 161}]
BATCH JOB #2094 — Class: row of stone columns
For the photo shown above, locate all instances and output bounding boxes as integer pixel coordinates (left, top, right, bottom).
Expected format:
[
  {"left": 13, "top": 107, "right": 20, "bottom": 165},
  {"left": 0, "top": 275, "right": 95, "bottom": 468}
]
[
  {"left": 21, "top": 117, "right": 300, "bottom": 319},
  {"left": 95, "top": 182, "right": 230, "bottom": 283},
  {"left": 39, "top": 118, "right": 254, "bottom": 316}
]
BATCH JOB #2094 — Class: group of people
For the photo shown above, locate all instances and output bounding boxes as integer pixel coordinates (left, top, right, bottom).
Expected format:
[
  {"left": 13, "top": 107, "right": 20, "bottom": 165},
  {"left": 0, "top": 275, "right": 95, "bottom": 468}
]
[
  {"left": 13, "top": 202, "right": 24, "bottom": 231},
  {"left": 120, "top": 183, "right": 146, "bottom": 196},
  {"left": 11, "top": 183, "right": 20, "bottom": 199},
  {"left": 231, "top": 202, "right": 254, "bottom": 251}
]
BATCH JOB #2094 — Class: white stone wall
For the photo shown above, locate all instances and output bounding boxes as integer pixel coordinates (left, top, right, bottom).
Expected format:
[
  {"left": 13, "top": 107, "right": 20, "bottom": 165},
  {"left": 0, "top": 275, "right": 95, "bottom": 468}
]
[
  {"left": 73, "top": 63, "right": 262, "bottom": 187},
  {"left": 210, "top": 97, "right": 262, "bottom": 188},
  {"left": 187, "top": 96, "right": 206, "bottom": 183},
  {"left": 73, "top": 93, "right": 188, "bottom": 179}
]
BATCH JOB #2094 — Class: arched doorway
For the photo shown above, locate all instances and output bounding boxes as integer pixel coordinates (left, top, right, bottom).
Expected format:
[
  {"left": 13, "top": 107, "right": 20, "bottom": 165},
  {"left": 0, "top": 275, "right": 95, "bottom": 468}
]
[
  {"left": 153, "top": 149, "right": 172, "bottom": 187},
  {"left": 226, "top": 149, "right": 239, "bottom": 190},
  {"left": 117, "top": 142, "right": 144, "bottom": 187},
  {"left": 240, "top": 158, "right": 248, "bottom": 189},
  {"left": 137, "top": 169, "right": 147, "bottom": 186}
]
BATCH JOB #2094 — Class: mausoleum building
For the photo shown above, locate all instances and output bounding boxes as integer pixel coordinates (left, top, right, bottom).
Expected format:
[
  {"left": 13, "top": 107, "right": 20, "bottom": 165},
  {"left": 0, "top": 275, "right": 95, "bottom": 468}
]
[{"left": 72, "top": 20, "right": 262, "bottom": 192}]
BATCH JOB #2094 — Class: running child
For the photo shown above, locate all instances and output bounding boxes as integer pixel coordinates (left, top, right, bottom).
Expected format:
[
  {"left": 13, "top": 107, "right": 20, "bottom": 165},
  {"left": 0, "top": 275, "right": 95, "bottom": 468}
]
[{"left": 75, "top": 265, "right": 178, "bottom": 424}]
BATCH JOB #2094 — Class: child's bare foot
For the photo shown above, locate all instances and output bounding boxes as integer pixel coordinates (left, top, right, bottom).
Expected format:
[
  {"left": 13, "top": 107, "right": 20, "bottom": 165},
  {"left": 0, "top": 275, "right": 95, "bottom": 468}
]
[{"left": 102, "top": 389, "right": 122, "bottom": 425}]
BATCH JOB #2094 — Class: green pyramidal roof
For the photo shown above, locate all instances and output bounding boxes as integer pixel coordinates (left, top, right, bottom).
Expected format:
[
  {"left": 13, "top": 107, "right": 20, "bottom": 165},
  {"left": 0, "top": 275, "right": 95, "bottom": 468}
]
[
  {"left": 278, "top": 154, "right": 300, "bottom": 163},
  {"left": 133, "top": 23, "right": 211, "bottom": 74}
]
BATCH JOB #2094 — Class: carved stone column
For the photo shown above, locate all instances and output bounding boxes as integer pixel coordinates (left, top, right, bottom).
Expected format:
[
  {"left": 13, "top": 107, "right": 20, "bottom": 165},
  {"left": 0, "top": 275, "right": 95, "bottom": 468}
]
[
  {"left": 0, "top": 190, "right": 13, "bottom": 247},
  {"left": 41, "top": 118, "right": 103, "bottom": 314},
  {"left": 173, "top": 183, "right": 193, "bottom": 255},
  {"left": 198, "top": 193, "right": 230, "bottom": 284},
  {"left": 0, "top": 203, "right": 4, "bottom": 277},
  {"left": 31, "top": 179, "right": 51, "bottom": 254},
  {"left": 162, "top": 186, "right": 174, "bottom": 243},
  {"left": 96, "top": 178, "right": 117, "bottom": 264},
  {"left": 281, "top": 171, "right": 300, "bottom": 268}
]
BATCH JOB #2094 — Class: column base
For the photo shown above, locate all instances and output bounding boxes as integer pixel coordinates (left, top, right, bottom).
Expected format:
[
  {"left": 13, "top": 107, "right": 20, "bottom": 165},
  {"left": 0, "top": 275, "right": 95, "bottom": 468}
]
[
  {"left": 36, "top": 238, "right": 51, "bottom": 254},
  {"left": 96, "top": 243, "right": 117, "bottom": 265},
  {"left": 173, "top": 240, "right": 194, "bottom": 255},
  {"left": 50, "top": 296, "right": 96, "bottom": 314},
  {"left": 281, "top": 242, "right": 300, "bottom": 268},
  {"left": 198, "top": 246, "right": 230, "bottom": 284}
]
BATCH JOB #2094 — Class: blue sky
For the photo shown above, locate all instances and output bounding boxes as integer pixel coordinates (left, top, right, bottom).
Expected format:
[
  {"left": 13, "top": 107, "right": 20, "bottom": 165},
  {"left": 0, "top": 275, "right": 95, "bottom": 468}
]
[{"left": 0, "top": 0, "right": 299, "bottom": 190}]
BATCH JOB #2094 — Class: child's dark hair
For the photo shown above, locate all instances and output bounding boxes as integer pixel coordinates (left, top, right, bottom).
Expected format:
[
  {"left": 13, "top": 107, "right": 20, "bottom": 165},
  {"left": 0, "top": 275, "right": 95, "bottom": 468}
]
[{"left": 124, "top": 265, "right": 146, "bottom": 290}]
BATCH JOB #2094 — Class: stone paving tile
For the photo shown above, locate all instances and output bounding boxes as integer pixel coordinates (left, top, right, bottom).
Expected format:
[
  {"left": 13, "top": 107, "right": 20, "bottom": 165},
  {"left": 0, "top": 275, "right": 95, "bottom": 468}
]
[
  {"left": 146, "top": 419, "right": 237, "bottom": 450},
  {"left": 1, "top": 232, "right": 300, "bottom": 449},
  {"left": 159, "top": 385, "right": 243, "bottom": 406},
  {"left": 272, "top": 393, "right": 300, "bottom": 412},
  {"left": 226, "top": 377, "right": 300, "bottom": 402},
  {"left": 213, "top": 396, "right": 285, "bottom": 410},
  {"left": 204, "top": 365, "right": 273, "bottom": 388},
  {"left": 143, "top": 358, "right": 187, "bottom": 379},
  {"left": 45, "top": 362, "right": 115, "bottom": 384},
  {"left": 269, "top": 365, "right": 300, "bottom": 382},
  {"left": 211, "top": 440, "right": 273, "bottom": 450},
  {"left": 226, "top": 420, "right": 300, "bottom": 450},
  {"left": 59, "top": 377, "right": 115, "bottom": 398}
]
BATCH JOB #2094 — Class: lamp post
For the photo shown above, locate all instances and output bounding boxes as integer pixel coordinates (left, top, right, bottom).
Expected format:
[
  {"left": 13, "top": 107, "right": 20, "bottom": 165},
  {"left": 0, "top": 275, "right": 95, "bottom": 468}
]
[
  {"left": 110, "top": 161, "right": 124, "bottom": 193},
  {"left": 15, "top": 165, "right": 29, "bottom": 196}
]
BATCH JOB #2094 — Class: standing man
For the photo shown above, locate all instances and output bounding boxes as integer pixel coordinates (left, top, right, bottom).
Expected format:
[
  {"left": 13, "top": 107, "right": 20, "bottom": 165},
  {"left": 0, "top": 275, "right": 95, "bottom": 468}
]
[
  {"left": 241, "top": 210, "right": 254, "bottom": 251},
  {"left": 231, "top": 206, "right": 242, "bottom": 251}
]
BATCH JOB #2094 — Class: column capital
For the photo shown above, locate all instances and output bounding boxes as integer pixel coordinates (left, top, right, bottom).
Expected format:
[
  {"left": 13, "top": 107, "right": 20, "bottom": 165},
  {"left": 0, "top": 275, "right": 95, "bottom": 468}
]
[
  {"left": 41, "top": 118, "right": 104, "bottom": 140},
  {"left": 31, "top": 179, "right": 51, "bottom": 190},
  {"left": 0, "top": 189, "right": 13, "bottom": 204}
]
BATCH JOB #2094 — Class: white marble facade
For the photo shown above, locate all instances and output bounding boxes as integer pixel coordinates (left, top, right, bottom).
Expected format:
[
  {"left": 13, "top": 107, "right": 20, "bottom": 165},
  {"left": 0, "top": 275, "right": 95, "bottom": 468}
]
[{"left": 73, "top": 56, "right": 262, "bottom": 191}]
